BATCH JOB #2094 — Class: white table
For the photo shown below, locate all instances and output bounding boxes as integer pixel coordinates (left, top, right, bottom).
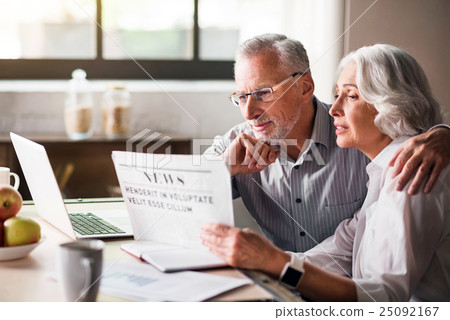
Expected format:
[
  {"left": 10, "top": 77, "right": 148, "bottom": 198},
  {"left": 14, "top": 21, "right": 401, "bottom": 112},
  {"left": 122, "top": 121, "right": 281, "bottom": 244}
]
[{"left": 0, "top": 199, "right": 301, "bottom": 302}]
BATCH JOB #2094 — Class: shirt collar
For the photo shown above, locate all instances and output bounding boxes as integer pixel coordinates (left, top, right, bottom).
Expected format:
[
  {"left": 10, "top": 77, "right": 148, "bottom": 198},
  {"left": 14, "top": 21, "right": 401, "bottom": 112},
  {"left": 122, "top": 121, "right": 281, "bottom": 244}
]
[
  {"left": 310, "top": 96, "right": 331, "bottom": 149},
  {"left": 367, "top": 136, "right": 411, "bottom": 173}
]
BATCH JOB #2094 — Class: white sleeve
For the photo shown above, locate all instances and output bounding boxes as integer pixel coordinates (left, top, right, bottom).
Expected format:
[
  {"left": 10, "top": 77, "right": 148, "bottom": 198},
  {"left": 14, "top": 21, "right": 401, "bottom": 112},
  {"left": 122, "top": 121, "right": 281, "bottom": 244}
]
[
  {"left": 293, "top": 209, "right": 361, "bottom": 277},
  {"left": 203, "top": 124, "right": 243, "bottom": 157},
  {"left": 354, "top": 170, "right": 448, "bottom": 302},
  {"left": 202, "top": 124, "right": 245, "bottom": 199},
  {"left": 203, "top": 134, "right": 229, "bottom": 157}
]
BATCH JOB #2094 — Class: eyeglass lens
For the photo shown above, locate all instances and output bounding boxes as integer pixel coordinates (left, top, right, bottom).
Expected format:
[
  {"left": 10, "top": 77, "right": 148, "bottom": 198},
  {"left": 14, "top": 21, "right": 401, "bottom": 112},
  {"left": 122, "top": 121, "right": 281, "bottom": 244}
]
[{"left": 232, "top": 88, "right": 273, "bottom": 106}]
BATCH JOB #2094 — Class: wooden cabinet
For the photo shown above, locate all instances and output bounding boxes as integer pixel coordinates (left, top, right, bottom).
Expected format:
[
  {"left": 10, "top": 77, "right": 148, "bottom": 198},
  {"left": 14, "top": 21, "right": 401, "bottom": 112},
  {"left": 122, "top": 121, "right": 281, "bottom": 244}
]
[{"left": 0, "top": 134, "right": 191, "bottom": 200}]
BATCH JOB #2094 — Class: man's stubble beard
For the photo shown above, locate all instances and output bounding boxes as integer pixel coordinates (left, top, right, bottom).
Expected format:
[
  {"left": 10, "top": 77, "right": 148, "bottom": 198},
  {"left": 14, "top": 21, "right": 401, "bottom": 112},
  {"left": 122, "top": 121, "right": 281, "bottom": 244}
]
[{"left": 253, "top": 106, "right": 302, "bottom": 143}]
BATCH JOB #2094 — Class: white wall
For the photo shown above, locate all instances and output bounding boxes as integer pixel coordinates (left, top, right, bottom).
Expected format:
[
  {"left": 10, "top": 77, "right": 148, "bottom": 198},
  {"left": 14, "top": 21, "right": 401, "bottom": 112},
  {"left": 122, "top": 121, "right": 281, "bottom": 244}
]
[
  {"left": 290, "top": 0, "right": 345, "bottom": 104},
  {"left": 344, "top": 0, "right": 450, "bottom": 124}
]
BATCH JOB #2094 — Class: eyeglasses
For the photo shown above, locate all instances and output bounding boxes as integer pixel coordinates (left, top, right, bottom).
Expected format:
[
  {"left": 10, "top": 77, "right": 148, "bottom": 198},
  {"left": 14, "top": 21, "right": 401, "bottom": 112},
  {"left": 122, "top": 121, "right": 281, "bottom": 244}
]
[{"left": 229, "top": 72, "right": 303, "bottom": 107}]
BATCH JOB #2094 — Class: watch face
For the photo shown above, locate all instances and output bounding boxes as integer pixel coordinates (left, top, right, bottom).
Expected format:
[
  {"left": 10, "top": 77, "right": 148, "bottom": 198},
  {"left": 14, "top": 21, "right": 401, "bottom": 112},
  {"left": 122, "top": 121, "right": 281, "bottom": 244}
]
[{"left": 281, "top": 267, "right": 303, "bottom": 288}]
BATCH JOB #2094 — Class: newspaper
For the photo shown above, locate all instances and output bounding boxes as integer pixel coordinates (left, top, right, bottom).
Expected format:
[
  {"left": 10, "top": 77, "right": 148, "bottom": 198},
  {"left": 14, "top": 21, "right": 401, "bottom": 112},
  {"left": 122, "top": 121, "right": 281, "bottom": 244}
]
[{"left": 112, "top": 151, "right": 234, "bottom": 250}]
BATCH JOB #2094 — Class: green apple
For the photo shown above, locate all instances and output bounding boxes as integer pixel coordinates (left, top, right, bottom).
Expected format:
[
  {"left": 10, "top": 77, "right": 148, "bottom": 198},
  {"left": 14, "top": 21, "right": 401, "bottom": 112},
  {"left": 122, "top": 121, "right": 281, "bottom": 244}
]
[
  {"left": 3, "top": 217, "right": 41, "bottom": 247},
  {"left": 0, "top": 185, "right": 23, "bottom": 222}
]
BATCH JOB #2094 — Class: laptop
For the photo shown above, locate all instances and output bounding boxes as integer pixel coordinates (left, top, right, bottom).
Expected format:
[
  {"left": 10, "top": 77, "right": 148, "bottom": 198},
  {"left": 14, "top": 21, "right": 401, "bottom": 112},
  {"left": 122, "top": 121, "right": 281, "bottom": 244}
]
[{"left": 10, "top": 132, "right": 133, "bottom": 239}]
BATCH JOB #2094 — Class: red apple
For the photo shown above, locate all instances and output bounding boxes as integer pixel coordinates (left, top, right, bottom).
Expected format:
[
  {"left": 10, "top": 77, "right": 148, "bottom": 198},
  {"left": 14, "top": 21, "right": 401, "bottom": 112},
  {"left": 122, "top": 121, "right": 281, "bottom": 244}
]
[
  {"left": 0, "top": 185, "right": 23, "bottom": 222},
  {"left": 3, "top": 217, "right": 41, "bottom": 247}
]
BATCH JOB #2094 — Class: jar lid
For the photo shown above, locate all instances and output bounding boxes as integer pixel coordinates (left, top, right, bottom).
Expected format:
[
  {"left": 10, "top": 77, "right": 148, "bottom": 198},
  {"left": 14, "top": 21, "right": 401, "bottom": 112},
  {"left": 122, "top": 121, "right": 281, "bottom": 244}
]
[{"left": 71, "top": 68, "right": 87, "bottom": 80}]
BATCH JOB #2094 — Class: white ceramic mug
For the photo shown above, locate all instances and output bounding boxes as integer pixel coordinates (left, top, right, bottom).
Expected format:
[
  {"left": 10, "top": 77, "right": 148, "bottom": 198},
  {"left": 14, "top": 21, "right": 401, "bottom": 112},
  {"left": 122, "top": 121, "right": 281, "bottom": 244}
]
[
  {"left": 0, "top": 167, "right": 20, "bottom": 190},
  {"left": 56, "top": 240, "right": 104, "bottom": 302}
]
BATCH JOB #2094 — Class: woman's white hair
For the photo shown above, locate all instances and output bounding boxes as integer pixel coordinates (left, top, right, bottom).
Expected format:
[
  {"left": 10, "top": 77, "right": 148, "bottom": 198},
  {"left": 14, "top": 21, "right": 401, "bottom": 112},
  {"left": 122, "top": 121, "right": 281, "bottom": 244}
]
[{"left": 338, "top": 44, "right": 442, "bottom": 139}]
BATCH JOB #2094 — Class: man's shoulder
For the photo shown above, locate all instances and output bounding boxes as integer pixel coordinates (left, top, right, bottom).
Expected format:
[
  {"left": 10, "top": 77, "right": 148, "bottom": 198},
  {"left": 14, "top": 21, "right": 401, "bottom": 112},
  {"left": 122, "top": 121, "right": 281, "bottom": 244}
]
[{"left": 315, "top": 98, "right": 331, "bottom": 111}]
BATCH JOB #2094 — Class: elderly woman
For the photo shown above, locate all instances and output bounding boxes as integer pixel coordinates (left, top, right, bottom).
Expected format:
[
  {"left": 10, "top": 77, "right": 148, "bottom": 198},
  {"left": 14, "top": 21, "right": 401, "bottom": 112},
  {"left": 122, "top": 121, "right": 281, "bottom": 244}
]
[{"left": 200, "top": 44, "right": 449, "bottom": 301}]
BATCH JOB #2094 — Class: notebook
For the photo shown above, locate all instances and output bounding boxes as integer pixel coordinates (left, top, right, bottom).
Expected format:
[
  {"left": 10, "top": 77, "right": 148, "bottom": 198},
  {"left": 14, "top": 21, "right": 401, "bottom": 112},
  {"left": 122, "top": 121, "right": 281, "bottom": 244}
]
[
  {"left": 10, "top": 132, "right": 133, "bottom": 239},
  {"left": 121, "top": 241, "right": 227, "bottom": 272},
  {"left": 111, "top": 151, "right": 234, "bottom": 272}
]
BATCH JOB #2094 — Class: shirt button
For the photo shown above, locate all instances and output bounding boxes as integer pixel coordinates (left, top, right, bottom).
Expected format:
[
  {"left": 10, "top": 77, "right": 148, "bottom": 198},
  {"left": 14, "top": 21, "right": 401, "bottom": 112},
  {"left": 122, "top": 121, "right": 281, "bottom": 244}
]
[
  {"left": 299, "top": 231, "right": 306, "bottom": 237},
  {"left": 294, "top": 165, "right": 300, "bottom": 170},
  {"left": 296, "top": 198, "right": 302, "bottom": 203}
]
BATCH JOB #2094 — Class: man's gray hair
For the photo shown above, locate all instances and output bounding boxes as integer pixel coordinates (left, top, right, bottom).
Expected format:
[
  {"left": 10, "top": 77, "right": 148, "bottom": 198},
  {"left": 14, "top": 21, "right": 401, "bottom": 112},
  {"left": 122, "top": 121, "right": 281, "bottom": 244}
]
[
  {"left": 234, "top": 33, "right": 310, "bottom": 76},
  {"left": 338, "top": 44, "right": 442, "bottom": 139}
]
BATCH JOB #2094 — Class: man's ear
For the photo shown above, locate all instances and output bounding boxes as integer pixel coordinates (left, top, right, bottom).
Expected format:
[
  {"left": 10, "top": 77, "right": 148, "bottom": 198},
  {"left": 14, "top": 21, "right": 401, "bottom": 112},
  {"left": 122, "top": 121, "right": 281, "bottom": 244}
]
[{"left": 301, "top": 73, "right": 315, "bottom": 100}]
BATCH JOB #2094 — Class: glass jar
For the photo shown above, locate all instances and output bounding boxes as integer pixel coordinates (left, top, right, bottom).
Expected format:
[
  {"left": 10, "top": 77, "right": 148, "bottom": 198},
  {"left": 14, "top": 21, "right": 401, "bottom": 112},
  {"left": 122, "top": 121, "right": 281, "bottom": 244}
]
[
  {"left": 102, "top": 84, "right": 131, "bottom": 139},
  {"left": 64, "top": 69, "right": 94, "bottom": 140}
]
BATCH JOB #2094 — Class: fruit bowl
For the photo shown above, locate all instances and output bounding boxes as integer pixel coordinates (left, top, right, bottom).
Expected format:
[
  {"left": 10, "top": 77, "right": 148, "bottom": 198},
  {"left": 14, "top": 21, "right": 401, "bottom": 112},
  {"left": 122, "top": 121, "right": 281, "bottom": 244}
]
[{"left": 0, "top": 235, "right": 45, "bottom": 262}]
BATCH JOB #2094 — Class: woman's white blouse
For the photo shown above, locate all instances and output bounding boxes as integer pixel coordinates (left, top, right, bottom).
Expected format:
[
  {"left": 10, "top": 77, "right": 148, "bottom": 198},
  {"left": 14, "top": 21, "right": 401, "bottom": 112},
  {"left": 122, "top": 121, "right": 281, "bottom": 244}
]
[{"left": 297, "top": 137, "right": 450, "bottom": 301}]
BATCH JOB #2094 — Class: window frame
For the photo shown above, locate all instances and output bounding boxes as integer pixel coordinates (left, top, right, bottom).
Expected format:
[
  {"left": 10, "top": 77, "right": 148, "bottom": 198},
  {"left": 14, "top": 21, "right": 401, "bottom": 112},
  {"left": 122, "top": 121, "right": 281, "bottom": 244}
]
[{"left": 0, "top": 0, "right": 234, "bottom": 80}]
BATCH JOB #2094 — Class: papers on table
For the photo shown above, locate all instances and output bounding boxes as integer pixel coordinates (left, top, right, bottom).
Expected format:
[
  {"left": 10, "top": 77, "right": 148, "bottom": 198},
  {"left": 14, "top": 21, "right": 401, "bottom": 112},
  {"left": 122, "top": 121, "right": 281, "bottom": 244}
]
[{"left": 100, "top": 260, "right": 252, "bottom": 301}]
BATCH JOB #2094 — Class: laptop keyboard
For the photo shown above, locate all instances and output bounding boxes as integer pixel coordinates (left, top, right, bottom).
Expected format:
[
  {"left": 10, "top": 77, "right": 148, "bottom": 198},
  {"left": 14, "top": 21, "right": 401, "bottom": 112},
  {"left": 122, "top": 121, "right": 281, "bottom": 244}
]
[{"left": 69, "top": 212, "right": 126, "bottom": 235}]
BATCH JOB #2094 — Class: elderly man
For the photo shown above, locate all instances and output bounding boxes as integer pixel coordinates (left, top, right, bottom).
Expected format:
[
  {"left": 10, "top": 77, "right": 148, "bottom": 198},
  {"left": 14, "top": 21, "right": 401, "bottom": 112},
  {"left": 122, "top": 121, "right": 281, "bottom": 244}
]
[{"left": 204, "top": 33, "right": 450, "bottom": 252}]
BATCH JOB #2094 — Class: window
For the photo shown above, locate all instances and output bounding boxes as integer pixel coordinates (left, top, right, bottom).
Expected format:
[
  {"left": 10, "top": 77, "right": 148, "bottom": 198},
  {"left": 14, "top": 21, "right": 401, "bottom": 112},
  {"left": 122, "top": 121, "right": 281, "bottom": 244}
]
[
  {"left": 102, "top": 0, "right": 194, "bottom": 60},
  {"left": 0, "top": 0, "right": 343, "bottom": 88}
]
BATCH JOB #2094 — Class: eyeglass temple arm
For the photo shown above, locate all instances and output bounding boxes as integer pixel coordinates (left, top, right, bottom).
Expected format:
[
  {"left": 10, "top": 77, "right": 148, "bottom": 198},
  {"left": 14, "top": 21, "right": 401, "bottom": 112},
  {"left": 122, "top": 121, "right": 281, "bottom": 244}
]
[{"left": 272, "top": 72, "right": 302, "bottom": 91}]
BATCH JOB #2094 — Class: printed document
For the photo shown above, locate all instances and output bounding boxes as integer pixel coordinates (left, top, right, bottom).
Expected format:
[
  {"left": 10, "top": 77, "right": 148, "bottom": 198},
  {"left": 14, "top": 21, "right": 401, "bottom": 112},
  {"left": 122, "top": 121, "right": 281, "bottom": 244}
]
[
  {"left": 100, "top": 260, "right": 251, "bottom": 301},
  {"left": 112, "top": 151, "right": 234, "bottom": 271}
]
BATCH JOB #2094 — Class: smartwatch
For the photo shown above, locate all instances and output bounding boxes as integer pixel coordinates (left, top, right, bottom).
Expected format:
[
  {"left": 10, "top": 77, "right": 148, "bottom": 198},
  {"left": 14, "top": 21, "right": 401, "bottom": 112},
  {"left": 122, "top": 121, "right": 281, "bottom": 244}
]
[{"left": 279, "top": 253, "right": 305, "bottom": 290}]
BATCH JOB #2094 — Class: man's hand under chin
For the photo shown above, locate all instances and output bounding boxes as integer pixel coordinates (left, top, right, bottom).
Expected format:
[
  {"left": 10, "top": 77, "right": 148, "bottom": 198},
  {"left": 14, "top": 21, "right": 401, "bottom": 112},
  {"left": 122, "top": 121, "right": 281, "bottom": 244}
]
[
  {"left": 389, "top": 127, "right": 450, "bottom": 195},
  {"left": 224, "top": 133, "right": 280, "bottom": 176}
]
